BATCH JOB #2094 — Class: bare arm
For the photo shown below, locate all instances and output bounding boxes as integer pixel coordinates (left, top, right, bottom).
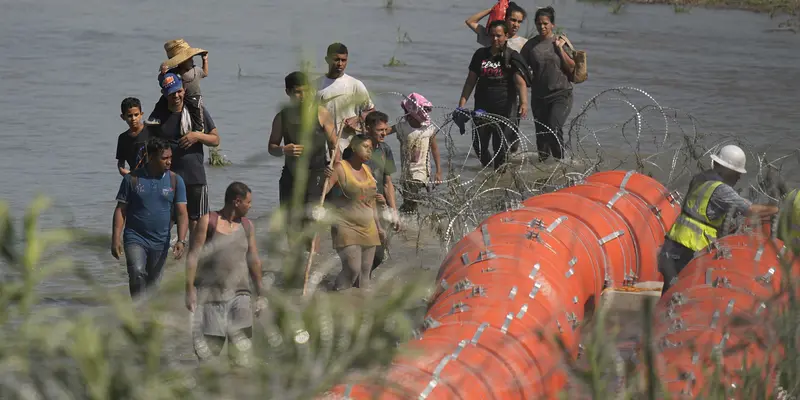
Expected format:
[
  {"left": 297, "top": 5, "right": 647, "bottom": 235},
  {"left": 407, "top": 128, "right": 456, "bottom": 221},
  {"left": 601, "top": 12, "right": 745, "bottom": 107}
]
[
  {"left": 324, "top": 162, "right": 343, "bottom": 195},
  {"left": 246, "top": 221, "right": 263, "bottom": 297},
  {"left": 318, "top": 106, "right": 338, "bottom": 149},
  {"left": 112, "top": 203, "right": 126, "bottom": 243},
  {"left": 117, "top": 160, "right": 130, "bottom": 176},
  {"left": 514, "top": 72, "right": 529, "bottom": 119},
  {"left": 193, "top": 127, "right": 220, "bottom": 147},
  {"left": 458, "top": 72, "right": 479, "bottom": 108},
  {"left": 465, "top": 6, "right": 493, "bottom": 33},
  {"left": 430, "top": 134, "right": 442, "bottom": 177},
  {"left": 385, "top": 176, "right": 397, "bottom": 212},
  {"left": 175, "top": 203, "right": 188, "bottom": 244},
  {"left": 557, "top": 44, "right": 576, "bottom": 75},
  {"left": 749, "top": 204, "right": 780, "bottom": 217},
  {"left": 186, "top": 213, "right": 209, "bottom": 289},
  {"left": 268, "top": 114, "right": 285, "bottom": 157}
]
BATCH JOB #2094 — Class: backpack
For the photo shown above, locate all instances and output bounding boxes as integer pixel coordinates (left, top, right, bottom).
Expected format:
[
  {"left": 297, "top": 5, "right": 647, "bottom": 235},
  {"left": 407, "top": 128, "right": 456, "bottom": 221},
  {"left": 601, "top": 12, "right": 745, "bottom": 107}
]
[
  {"left": 502, "top": 47, "right": 533, "bottom": 87},
  {"left": 205, "top": 210, "right": 253, "bottom": 243},
  {"left": 558, "top": 35, "right": 588, "bottom": 84}
]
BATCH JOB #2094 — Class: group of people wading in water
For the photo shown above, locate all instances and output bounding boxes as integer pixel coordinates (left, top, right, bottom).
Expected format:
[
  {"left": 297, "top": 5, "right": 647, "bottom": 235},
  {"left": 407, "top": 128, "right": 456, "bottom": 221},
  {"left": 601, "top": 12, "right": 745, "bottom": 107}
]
[{"left": 108, "top": 2, "right": 594, "bottom": 363}]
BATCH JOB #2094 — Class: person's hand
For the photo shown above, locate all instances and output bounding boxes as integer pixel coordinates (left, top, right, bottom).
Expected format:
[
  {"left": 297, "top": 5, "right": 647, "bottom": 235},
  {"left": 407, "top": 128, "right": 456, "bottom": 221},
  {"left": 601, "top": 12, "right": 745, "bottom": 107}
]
[
  {"left": 179, "top": 131, "right": 201, "bottom": 149},
  {"left": 378, "top": 228, "right": 387, "bottom": 244},
  {"left": 391, "top": 210, "right": 402, "bottom": 232},
  {"left": 254, "top": 296, "right": 267, "bottom": 317},
  {"left": 375, "top": 194, "right": 386, "bottom": 205},
  {"left": 344, "top": 116, "right": 362, "bottom": 131},
  {"left": 111, "top": 239, "right": 123, "bottom": 260},
  {"left": 434, "top": 171, "right": 442, "bottom": 186},
  {"left": 554, "top": 36, "right": 566, "bottom": 49},
  {"left": 160, "top": 63, "right": 169, "bottom": 75},
  {"left": 173, "top": 241, "right": 185, "bottom": 259},
  {"left": 284, "top": 143, "right": 304, "bottom": 157},
  {"left": 324, "top": 166, "right": 334, "bottom": 178},
  {"left": 518, "top": 102, "right": 528, "bottom": 119},
  {"left": 202, "top": 53, "right": 209, "bottom": 62},
  {"left": 185, "top": 286, "right": 197, "bottom": 312}
]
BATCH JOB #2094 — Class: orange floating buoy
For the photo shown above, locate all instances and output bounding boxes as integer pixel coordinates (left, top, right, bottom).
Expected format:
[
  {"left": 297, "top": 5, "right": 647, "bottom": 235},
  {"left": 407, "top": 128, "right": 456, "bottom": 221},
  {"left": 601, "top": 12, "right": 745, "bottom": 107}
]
[
  {"left": 326, "top": 170, "right": 682, "bottom": 399},
  {"left": 653, "top": 233, "right": 795, "bottom": 398},
  {"left": 584, "top": 170, "right": 680, "bottom": 232},
  {"left": 523, "top": 192, "right": 637, "bottom": 287},
  {"left": 560, "top": 182, "right": 666, "bottom": 283}
]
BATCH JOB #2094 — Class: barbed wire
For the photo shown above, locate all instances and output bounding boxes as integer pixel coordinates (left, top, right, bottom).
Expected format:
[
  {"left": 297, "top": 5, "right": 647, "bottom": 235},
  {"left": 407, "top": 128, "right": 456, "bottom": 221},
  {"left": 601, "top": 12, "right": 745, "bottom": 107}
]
[{"left": 369, "top": 87, "right": 800, "bottom": 252}]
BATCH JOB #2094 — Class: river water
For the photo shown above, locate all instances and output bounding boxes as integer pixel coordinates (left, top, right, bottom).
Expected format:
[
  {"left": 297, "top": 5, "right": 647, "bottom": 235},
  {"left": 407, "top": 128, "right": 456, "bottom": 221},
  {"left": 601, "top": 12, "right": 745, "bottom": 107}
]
[{"left": 1, "top": 0, "right": 799, "bottom": 301}]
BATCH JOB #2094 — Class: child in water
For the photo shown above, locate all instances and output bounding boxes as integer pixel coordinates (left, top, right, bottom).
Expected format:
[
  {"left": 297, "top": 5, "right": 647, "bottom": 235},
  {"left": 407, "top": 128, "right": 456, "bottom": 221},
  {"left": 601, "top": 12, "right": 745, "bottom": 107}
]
[{"left": 389, "top": 93, "right": 442, "bottom": 213}]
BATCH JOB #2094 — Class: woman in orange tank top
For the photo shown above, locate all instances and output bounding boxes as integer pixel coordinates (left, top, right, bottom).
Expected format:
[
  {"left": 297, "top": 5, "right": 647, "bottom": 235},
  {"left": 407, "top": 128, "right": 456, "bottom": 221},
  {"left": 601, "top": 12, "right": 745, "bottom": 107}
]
[{"left": 325, "top": 134, "right": 385, "bottom": 290}]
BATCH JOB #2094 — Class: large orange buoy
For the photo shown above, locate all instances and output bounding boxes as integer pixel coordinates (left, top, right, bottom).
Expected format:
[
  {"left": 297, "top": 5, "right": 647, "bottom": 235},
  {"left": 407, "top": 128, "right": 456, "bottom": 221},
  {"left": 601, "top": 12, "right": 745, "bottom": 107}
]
[
  {"left": 653, "top": 233, "right": 797, "bottom": 398},
  {"left": 322, "top": 170, "right": 676, "bottom": 399}
]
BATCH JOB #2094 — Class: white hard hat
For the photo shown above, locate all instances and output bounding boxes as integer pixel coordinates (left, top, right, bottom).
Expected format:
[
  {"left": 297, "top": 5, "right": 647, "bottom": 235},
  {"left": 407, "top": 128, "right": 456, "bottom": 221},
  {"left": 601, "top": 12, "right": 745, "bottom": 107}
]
[{"left": 710, "top": 144, "right": 747, "bottom": 174}]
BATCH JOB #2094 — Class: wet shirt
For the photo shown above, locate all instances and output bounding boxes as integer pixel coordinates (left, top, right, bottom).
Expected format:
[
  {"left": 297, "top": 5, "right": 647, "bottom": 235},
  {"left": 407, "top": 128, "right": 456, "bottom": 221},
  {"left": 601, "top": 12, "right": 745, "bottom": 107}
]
[
  {"left": 521, "top": 36, "right": 574, "bottom": 100},
  {"left": 280, "top": 104, "right": 329, "bottom": 172},
  {"left": 116, "top": 127, "right": 151, "bottom": 170},
  {"left": 196, "top": 218, "right": 252, "bottom": 302},
  {"left": 365, "top": 142, "right": 396, "bottom": 195},
  {"left": 468, "top": 47, "right": 516, "bottom": 115},
  {"left": 148, "top": 104, "right": 216, "bottom": 185},
  {"left": 116, "top": 168, "right": 187, "bottom": 249}
]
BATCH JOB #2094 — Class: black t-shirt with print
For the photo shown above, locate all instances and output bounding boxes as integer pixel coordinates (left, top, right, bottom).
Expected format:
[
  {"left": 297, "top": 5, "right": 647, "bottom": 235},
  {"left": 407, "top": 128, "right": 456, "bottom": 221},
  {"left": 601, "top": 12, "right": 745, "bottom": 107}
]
[
  {"left": 116, "top": 127, "right": 151, "bottom": 170},
  {"left": 147, "top": 103, "right": 216, "bottom": 186},
  {"left": 468, "top": 47, "right": 516, "bottom": 115}
]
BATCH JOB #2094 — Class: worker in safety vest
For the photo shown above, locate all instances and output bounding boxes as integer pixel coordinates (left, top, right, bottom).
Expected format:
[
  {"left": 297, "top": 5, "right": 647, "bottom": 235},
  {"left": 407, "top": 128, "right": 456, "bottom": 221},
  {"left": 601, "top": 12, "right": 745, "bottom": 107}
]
[
  {"left": 658, "top": 144, "right": 779, "bottom": 296},
  {"left": 778, "top": 189, "right": 800, "bottom": 255}
]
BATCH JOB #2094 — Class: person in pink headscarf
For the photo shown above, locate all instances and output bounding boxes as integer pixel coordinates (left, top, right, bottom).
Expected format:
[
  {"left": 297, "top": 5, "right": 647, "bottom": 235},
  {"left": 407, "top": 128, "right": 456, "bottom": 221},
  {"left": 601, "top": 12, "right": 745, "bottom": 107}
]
[{"left": 388, "top": 93, "right": 442, "bottom": 213}]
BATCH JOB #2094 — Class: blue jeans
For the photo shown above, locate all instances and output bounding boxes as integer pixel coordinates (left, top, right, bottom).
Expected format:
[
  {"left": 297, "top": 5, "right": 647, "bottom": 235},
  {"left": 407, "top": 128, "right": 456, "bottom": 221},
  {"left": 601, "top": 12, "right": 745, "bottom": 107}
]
[{"left": 124, "top": 243, "right": 169, "bottom": 297}]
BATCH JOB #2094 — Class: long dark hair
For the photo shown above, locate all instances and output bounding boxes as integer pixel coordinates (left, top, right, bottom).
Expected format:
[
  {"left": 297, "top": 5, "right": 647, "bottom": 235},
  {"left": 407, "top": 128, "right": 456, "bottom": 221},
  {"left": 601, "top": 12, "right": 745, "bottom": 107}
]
[{"left": 534, "top": 6, "right": 556, "bottom": 24}]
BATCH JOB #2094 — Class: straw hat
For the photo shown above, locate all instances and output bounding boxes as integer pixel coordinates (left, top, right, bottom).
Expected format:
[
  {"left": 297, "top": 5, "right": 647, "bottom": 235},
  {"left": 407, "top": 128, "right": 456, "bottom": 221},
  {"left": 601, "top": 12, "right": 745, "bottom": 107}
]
[{"left": 161, "top": 39, "right": 207, "bottom": 69}]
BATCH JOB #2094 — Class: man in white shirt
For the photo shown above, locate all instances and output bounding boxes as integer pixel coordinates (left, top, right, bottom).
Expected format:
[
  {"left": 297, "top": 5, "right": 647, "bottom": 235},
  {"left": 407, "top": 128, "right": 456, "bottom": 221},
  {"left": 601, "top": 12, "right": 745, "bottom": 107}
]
[{"left": 316, "top": 42, "right": 375, "bottom": 153}]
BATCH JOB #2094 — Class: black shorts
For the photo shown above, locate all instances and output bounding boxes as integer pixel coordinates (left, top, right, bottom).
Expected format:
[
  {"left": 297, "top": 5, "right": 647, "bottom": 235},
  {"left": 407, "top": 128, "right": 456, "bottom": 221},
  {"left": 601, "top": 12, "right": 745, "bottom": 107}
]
[
  {"left": 279, "top": 169, "right": 326, "bottom": 226},
  {"left": 186, "top": 184, "right": 209, "bottom": 221}
]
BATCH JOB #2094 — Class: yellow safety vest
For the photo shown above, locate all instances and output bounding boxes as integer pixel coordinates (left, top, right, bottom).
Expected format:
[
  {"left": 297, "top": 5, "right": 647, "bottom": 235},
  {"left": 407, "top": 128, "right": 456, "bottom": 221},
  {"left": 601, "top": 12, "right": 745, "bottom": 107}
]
[
  {"left": 778, "top": 189, "right": 800, "bottom": 254},
  {"left": 667, "top": 180, "right": 725, "bottom": 251}
]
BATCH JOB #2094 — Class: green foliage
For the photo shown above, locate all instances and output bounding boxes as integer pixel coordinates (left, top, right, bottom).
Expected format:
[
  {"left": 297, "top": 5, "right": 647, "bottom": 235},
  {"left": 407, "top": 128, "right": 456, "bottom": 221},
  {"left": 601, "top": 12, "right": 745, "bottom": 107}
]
[
  {"left": 0, "top": 195, "right": 429, "bottom": 399},
  {"left": 208, "top": 147, "right": 232, "bottom": 167},
  {"left": 383, "top": 55, "right": 406, "bottom": 68},
  {"left": 611, "top": 0, "right": 627, "bottom": 14}
]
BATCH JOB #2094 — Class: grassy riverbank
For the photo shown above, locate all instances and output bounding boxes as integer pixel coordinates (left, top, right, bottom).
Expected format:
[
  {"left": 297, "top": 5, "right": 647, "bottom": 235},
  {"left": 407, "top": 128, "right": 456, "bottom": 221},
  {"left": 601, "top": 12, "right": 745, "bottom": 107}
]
[{"left": 583, "top": 0, "right": 799, "bottom": 18}]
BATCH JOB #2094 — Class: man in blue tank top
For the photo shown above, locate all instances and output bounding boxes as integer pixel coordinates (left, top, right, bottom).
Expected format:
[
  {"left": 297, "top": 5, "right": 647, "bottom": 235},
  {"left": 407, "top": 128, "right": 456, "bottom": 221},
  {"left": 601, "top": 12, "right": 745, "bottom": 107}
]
[{"left": 112, "top": 137, "right": 189, "bottom": 297}]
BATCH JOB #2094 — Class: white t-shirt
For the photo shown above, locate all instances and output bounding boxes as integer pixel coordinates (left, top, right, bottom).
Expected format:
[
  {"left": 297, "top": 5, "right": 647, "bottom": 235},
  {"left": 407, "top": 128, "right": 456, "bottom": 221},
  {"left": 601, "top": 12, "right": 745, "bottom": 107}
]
[
  {"left": 477, "top": 25, "right": 528, "bottom": 52},
  {"left": 315, "top": 73, "right": 374, "bottom": 151},
  {"left": 394, "top": 119, "right": 437, "bottom": 183}
]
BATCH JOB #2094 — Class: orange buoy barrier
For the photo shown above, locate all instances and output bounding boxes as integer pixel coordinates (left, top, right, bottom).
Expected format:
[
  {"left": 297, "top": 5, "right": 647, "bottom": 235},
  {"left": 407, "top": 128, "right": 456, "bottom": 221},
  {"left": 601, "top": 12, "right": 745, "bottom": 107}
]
[
  {"left": 322, "top": 170, "right": 677, "bottom": 399},
  {"left": 653, "top": 232, "right": 797, "bottom": 398}
]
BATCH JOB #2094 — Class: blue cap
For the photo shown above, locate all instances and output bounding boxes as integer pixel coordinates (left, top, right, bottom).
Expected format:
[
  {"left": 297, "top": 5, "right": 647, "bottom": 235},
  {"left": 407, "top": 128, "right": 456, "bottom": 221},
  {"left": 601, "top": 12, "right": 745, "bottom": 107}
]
[{"left": 159, "top": 72, "right": 183, "bottom": 96}]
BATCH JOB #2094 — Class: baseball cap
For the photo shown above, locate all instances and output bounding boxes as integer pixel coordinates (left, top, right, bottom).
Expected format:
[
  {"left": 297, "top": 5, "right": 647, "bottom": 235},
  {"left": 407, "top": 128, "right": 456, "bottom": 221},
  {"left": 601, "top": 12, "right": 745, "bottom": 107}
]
[{"left": 159, "top": 72, "right": 183, "bottom": 96}]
